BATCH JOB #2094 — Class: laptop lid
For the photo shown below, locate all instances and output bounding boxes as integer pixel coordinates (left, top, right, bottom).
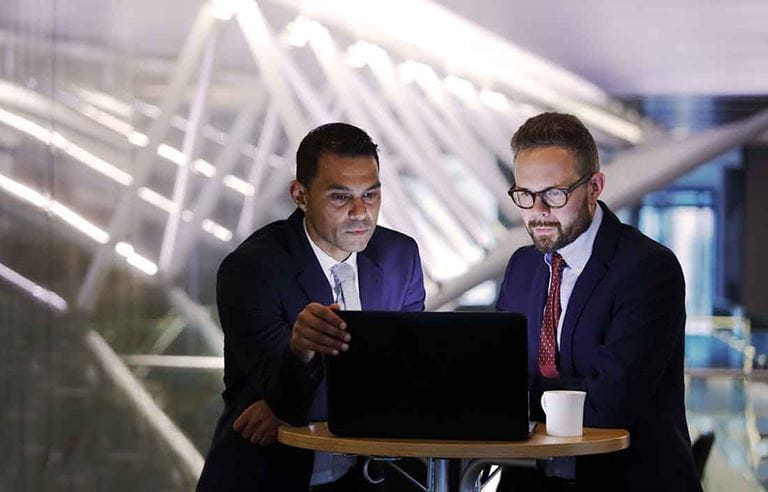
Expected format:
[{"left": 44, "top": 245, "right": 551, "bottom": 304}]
[{"left": 325, "top": 311, "right": 529, "bottom": 441}]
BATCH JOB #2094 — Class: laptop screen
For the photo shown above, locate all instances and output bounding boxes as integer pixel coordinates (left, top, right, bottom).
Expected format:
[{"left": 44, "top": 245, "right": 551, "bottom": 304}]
[{"left": 325, "top": 311, "right": 529, "bottom": 441}]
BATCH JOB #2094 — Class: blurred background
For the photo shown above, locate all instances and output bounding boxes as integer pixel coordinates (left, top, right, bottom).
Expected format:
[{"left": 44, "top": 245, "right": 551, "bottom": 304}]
[{"left": 1, "top": 0, "right": 767, "bottom": 490}]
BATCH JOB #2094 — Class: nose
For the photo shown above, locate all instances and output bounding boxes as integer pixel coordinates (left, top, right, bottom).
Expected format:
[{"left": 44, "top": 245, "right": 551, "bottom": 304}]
[
  {"left": 530, "top": 194, "right": 550, "bottom": 216},
  {"left": 349, "top": 196, "right": 367, "bottom": 220}
]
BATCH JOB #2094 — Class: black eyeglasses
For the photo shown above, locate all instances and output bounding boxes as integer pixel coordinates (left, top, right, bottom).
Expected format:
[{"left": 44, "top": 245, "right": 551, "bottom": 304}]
[{"left": 508, "top": 174, "right": 593, "bottom": 209}]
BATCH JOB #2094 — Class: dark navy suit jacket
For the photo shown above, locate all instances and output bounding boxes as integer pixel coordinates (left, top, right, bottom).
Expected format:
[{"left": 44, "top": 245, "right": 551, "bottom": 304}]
[
  {"left": 197, "top": 208, "right": 425, "bottom": 491},
  {"left": 496, "top": 202, "right": 701, "bottom": 491}
]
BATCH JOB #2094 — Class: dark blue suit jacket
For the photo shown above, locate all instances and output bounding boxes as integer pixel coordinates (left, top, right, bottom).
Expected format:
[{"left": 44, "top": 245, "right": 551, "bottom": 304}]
[
  {"left": 496, "top": 202, "right": 701, "bottom": 491},
  {"left": 197, "top": 209, "right": 425, "bottom": 491}
]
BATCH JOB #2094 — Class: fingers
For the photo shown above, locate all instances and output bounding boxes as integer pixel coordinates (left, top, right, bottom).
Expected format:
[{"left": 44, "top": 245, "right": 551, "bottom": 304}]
[
  {"left": 291, "top": 303, "right": 351, "bottom": 357},
  {"left": 233, "top": 402, "right": 279, "bottom": 446},
  {"left": 297, "top": 327, "right": 349, "bottom": 355},
  {"left": 250, "top": 419, "right": 278, "bottom": 446},
  {"left": 233, "top": 412, "right": 246, "bottom": 433},
  {"left": 309, "top": 303, "right": 346, "bottom": 328}
]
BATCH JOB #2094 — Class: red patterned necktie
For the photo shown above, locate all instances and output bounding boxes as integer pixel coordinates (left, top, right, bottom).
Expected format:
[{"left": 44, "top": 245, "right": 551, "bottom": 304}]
[{"left": 538, "top": 252, "right": 567, "bottom": 379}]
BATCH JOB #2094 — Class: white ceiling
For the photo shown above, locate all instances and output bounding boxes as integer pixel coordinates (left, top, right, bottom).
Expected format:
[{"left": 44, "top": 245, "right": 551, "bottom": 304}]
[
  {"left": 437, "top": 0, "right": 768, "bottom": 96},
  {"left": 1, "top": 0, "right": 767, "bottom": 97}
]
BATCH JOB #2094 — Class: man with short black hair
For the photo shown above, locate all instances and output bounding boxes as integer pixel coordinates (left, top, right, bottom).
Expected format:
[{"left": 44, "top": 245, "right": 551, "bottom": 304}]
[
  {"left": 496, "top": 112, "right": 701, "bottom": 491},
  {"left": 197, "top": 122, "right": 426, "bottom": 491}
]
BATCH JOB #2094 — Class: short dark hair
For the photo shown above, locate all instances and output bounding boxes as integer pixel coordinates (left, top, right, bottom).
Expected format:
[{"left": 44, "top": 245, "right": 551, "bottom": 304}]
[
  {"left": 296, "top": 122, "right": 379, "bottom": 186},
  {"left": 510, "top": 112, "right": 599, "bottom": 175}
]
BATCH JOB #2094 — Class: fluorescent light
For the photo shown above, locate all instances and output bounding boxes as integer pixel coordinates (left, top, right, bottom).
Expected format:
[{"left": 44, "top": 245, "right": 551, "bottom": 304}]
[
  {"left": 73, "top": 88, "right": 134, "bottom": 119},
  {"left": 193, "top": 158, "right": 216, "bottom": 177},
  {"left": 157, "top": 144, "right": 186, "bottom": 165},
  {"left": 115, "top": 242, "right": 158, "bottom": 276},
  {"left": 444, "top": 76, "right": 478, "bottom": 105},
  {"left": 129, "top": 131, "right": 150, "bottom": 147},
  {"left": 202, "top": 219, "right": 233, "bottom": 242},
  {"left": 397, "top": 61, "right": 440, "bottom": 90},
  {"left": 157, "top": 146, "right": 219, "bottom": 178},
  {"left": 223, "top": 175, "right": 254, "bottom": 196},
  {"left": 0, "top": 107, "right": 133, "bottom": 185},
  {"left": 270, "top": 0, "right": 644, "bottom": 142},
  {"left": 0, "top": 261, "right": 68, "bottom": 312},
  {"left": 54, "top": 132, "right": 133, "bottom": 186},
  {"left": 211, "top": 0, "right": 239, "bottom": 21},
  {"left": 283, "top": 16, "right": 314, "bottom": 48},
  {"left": 479, "top": 90, "right": 510, "bottom": 112},
  {"left": 49, "top": 202, "right": 110, "bottom": 244},
  {"left": 138, "top": 187, "right": 174, "bottom": 213},
  {"left": 0, "top": 172, "right": 47, "bottom": 208},
  {"left": 0, "top": 171, "right": 110, "bottom": 244},
  {"left": 80, "top": 104, "right": 134, "bottom": 136},
  {"left": 346, "top": 41, "right": 391, "bottom": 68}
]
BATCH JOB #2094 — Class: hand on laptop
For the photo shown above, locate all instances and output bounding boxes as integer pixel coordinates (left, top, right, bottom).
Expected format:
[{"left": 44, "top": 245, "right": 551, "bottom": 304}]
[
  {"left": 290, "top": 302, "right": 351, "bottom": 363},
  {"left": 233, "top": 400, "right": 283, "bottom": 446}
]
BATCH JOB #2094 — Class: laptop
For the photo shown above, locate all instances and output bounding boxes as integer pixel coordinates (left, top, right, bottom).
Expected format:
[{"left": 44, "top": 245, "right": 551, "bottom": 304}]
[{"left": 325, "top": 311, "right": 532, "bottom": 441}]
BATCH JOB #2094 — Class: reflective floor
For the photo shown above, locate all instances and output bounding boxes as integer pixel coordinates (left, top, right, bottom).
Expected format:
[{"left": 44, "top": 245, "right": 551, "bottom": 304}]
[
  {"left": 686, "top": 331, "right": 768, "bottom": 491},
  {"left": 4, "top": 296, "right": 768, "bottom": 491}
]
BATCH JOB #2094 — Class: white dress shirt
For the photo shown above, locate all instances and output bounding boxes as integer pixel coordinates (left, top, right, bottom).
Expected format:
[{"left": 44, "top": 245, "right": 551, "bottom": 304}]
[
  {"left": 303, "top": 221, "right": 357, "bottom": 485},
  {"left": 304, "top": 222, "right": 360, "bottom": 304},
  {"left": 545, "top": 205, "right": 603, "bottom": 349}
]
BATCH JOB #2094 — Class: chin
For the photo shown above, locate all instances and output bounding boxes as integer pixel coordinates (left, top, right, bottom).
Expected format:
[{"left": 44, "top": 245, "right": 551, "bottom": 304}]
[
  {"left": 532, "top": 236, "right": 558, "bottom": 253},
  {"left": 341, "top": 236, "right": 372, "bottom": 253}
]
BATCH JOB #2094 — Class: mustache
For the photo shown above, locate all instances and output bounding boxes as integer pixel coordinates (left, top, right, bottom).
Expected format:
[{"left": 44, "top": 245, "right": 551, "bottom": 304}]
[
  {"left": 528, "top": 220, "right": 561, "bottom": 228},
  {"left": 344, "top": 221, "right": 372, "bottom": 231}
]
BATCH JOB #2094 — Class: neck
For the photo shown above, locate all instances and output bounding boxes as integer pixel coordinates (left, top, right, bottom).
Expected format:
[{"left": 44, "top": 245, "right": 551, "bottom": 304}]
[{"left": 305, "top": 220, "right": 349, "bottom": 262}]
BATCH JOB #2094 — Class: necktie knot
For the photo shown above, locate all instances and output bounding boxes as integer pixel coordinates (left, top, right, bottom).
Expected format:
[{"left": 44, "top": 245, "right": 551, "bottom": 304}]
[
  {"left": 331, "top": 262, "right": 355, "bottom": 284},
  {"left": 551, "top": 251, "right": 567, "bottom": 272}
]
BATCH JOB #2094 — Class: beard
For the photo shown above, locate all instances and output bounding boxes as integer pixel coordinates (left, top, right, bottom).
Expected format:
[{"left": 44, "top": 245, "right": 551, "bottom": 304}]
[{"left": 526, "top": 200, "right": 593, "bottom": 253}]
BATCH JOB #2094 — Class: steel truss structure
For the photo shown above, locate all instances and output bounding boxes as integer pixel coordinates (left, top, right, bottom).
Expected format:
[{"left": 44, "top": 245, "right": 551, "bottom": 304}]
[{"left": 2, "top": 0, "right": 768, "bottom": 485}]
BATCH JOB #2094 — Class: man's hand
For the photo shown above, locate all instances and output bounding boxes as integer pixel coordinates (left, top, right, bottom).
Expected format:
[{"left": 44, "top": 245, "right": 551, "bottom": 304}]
[
  {"left": 233, "top": 400, "right": 283, "bottom": 446},
  {"left": 290, "top": 302, "right": 351, "bottom": 363}
]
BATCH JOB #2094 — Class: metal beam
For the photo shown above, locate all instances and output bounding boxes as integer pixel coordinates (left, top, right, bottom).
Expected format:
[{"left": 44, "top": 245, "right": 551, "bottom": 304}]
[
  {"left": 166, "top": 95, "right": 265, "bottom": 278},
  {"left": 236, "top": 0, "right": 308, "bottom": 146},
  {"left": 77, "top": 5, "right": 219, "bottom": 312},
  {"left": 167, "top": 286, "right": 224, "bottom": 356},
  {"left": 159, "top": 30, "right": 219, "bottom": 273},
  {"left": 236, "top": 102, "right": 282, "bottom": 240},
  {"left": 85, "top": 330, "right": 204, "bottom": 481},
  {"left": 364, "top": 54, "right": 520, "bottom": 223},
  {"left": 122, "top": 354, "right": 224, "bottom": 370}
]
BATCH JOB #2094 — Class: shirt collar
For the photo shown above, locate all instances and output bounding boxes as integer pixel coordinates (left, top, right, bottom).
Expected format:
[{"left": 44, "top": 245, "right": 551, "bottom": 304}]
[
  {"left": 303, "top": 220, "right": 357, "bottom": 275},
  {"left": 545, "top": 205, "right": 603, "bottom": 273}
]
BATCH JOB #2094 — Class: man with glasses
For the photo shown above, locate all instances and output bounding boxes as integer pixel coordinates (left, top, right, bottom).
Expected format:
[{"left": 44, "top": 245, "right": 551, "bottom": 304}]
[{"left": 496, "top": 113, "right": 701, "bottom": 491}]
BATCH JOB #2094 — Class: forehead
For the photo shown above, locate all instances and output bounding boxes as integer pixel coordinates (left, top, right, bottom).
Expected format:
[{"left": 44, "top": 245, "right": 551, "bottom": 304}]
[
  {"left": 312, "top": 153, "right": 380, "bottom": 189},
  {"left": 513, "top": 146, "right": 580, "bottom": 188}
]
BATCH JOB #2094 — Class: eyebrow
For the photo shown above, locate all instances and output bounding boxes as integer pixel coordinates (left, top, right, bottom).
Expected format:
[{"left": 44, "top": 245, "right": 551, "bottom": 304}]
[{"left": 327, "top": 182, "right": 382, "bottom": 192}]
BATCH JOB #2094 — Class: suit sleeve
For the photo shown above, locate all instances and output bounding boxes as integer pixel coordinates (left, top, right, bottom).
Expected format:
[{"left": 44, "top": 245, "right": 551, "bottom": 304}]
[
  {"left": 402, "top": 238, "right": 426, "bottom": 312},
  {"left": 583, "top": 248, "right": 686, "bottom": 428},
  {"left": 216, "top": 254, "right": 320, "bottom": 425},
  {"left": 496, "top": 249, "right": 523, "bottom": 311}
]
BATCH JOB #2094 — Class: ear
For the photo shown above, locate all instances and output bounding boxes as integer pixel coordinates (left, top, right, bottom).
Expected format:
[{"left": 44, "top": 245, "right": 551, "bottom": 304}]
[
  {"left": 588, "top": 172, "right": 606, "bottom": 204},
  {"left": 290, "top": 180, "right": 308, "bottom": 211}
]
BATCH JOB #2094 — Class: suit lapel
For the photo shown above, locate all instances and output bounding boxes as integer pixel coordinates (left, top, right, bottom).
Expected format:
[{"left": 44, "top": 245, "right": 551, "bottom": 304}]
[
  {"left": 286, "top": 209, "right": 333, "bottom": 305},
  {"left": 528, "top": 259, "right": 549, "bottom": 374},
  {"left": 357, "top": 239, "right": 384, "bottom": 311},
  {"left": 559, "top": 202, "right": 619, "bottom": 375}
]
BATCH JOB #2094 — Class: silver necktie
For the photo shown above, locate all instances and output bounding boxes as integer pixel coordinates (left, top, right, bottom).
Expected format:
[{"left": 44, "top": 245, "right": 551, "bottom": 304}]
[{"left": 330, "top": 262, "right": 361, "bottom": 310}]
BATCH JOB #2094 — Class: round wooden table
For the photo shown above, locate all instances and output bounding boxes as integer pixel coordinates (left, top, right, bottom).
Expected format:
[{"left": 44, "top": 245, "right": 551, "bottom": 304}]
[{"left": 279, "top": 422, "right": 629, "bottom": 491}]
